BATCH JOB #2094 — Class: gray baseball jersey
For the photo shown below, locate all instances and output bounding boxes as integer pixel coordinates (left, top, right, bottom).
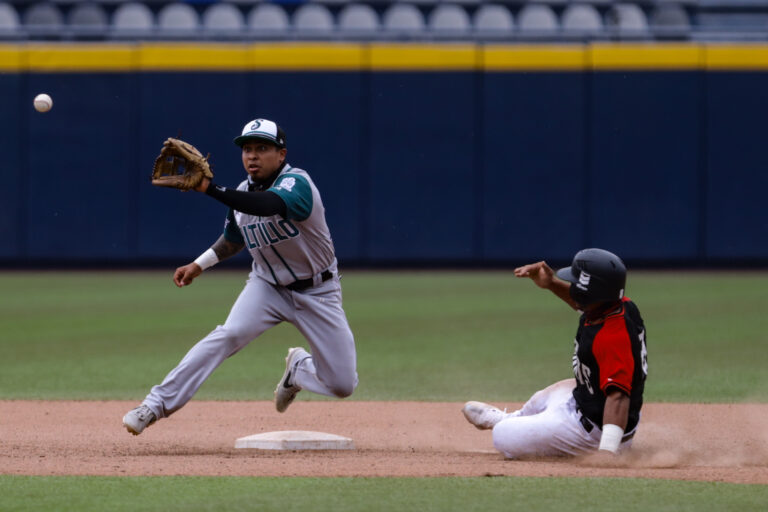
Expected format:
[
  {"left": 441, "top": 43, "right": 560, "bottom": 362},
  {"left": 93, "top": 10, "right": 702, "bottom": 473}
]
[{"left": 224, "top": 164, "right": 337, "bottom": 284}]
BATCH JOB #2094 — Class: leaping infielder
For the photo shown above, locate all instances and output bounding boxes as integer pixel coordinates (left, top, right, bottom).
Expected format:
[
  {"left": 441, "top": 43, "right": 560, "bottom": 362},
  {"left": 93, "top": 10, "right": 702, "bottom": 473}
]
[{"left": 123, "top": 118, "right": 358, "bottom": 435}]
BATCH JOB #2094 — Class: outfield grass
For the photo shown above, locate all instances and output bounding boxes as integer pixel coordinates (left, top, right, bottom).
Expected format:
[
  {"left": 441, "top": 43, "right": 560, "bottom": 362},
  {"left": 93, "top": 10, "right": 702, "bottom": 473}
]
[
  {"left": 1, "top": 475, "right": 766, "bottom": 512},
  {"left": 0, "top": 270, "right": 765, "bottom": 402}
]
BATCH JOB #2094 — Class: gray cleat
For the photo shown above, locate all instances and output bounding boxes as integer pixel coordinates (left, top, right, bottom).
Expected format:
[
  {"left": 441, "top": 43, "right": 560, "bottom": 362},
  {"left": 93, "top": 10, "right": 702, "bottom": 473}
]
[
  {"left": 462, "top": 401, "right": 507, "bottom": 430},
  {"left": 274, "top": 347, "right": 304, "bottom": 413},
  {"left": 123, "top": 404, "right": 156, "bottom": 435}
]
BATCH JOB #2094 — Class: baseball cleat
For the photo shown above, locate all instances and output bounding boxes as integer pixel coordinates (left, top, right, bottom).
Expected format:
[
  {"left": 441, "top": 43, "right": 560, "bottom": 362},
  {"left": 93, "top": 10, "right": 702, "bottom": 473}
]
[
  {"left": 462, "top": 401, "right": 507, "bottom": 430},
  {"left": 274, "top": 347, "right": 304, "bottom": 413},
  {"left": 123, "top": 404, "right": 157, "bottom": 435}
]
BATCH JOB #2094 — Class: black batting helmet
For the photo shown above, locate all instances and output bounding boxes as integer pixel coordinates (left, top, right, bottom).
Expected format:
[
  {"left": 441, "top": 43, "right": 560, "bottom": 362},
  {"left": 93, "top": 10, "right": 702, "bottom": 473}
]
[{"left": 555, "top": 248, "right": 627, "bottom": 306}]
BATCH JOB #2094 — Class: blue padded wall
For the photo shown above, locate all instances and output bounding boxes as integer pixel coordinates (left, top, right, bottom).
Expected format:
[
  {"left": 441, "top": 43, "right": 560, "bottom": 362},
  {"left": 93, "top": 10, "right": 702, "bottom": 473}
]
[
  {"left": 2, "top": 67, "right": 767, "bottom": 265},
  {"left": 0, "top": 73, "right": 23, "bottom": 258},
  {"left": 24, "top": 74, "right": 137, "bottom": 260},
  {"left": 589, "top": 72, "right": 703, "bottom": 261},
  {"left": 481, "top": 72, "right": 587, "bottom": 262},
  {"left": 705, "top": 72, "right": 768, "bottom": 261},
  {"left": 367, "top": 72, "right": 477, "bottom": 261}
]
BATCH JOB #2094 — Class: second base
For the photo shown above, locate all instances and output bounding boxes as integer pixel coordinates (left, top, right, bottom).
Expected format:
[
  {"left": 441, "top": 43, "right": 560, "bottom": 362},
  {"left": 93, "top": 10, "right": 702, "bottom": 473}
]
[{"left": 234, "top": 430, "right": 355, "bottom": 450}]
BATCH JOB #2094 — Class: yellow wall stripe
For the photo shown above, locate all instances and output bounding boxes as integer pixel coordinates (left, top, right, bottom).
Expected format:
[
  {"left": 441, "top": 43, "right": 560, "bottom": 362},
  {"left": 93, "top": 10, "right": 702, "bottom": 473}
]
[
  {"left": 249, "top": 43, "right": 365, "bottom": 70},
  {"left": 24, "top": 43, "right": 136, "bottom": 71},
  {"left": 590, "top": 43, "right": 704, "bottom": 70},
  {"left": 0, "top": 44, "right": 24, "bottom": 71},
  {"left": 3, "top": 42, "right": 768, "bottom": 72},
  {"left": 369, "top": 44, "right": 477, "bottom": 70},
  {"left": 139, "top": 43, "right": 249, "bottom": 71},
  {"left": 484, "top": 45, "right": 586, "bottom": 71},
  {"left": 705, "top": 44, "right": 768, "bottom": 70}
]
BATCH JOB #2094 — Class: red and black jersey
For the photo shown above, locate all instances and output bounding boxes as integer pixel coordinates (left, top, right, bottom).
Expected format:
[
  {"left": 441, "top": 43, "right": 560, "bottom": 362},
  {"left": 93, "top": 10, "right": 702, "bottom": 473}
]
[{"left": 571, "top": 297, "right": 647, "bottom": 432}]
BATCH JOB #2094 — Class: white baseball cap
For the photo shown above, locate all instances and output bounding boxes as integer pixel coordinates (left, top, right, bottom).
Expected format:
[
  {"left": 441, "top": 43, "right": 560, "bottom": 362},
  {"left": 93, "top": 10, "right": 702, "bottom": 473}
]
[{"left": 233, "top": 118, "right": 286, "bottom": 148}]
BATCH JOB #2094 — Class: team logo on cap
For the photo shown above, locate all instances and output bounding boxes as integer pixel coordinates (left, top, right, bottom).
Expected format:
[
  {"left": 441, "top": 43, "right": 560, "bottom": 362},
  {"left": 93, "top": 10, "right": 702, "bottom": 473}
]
[
  {"left": 250, "top": 121, "right": 262, "bottom": 131},
  {"left": 576, "top": 271, "right": 591, "bottom": 291}
]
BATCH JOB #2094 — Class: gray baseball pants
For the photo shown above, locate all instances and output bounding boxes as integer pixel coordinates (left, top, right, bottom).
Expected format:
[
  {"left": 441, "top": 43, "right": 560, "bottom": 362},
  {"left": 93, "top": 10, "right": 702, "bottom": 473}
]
[{"left": 143, "top": 272, "right": 358, "bottom": 419}]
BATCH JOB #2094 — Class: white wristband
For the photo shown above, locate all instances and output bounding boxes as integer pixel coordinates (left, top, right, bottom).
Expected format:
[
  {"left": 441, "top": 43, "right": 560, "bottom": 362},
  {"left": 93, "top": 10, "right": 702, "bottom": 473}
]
[
  {"left": 193, "top": 248, "right": 219, "bottom": 270},
  {"left": 599, "top": 423, "right": 624, "bottom": 454}
]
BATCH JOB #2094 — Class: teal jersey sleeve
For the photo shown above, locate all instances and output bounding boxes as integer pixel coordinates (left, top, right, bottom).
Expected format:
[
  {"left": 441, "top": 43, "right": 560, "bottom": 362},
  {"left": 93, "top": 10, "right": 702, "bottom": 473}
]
[
  {"left": 268, "top": 174, "right": 313, "bottom": 221},
  {"left": 223, "top": 208, "right": 244, "bottom": 244}
]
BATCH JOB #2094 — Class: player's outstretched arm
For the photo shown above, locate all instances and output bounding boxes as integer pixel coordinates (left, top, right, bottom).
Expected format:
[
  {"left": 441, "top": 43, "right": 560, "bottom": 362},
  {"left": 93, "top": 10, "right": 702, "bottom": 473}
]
[
  {"left": 195, "top": 179, "right": 288, "bottom": 218},
  {"left": 173, "top": 236, "right": 244, "bottom": 288},
  {"left": 514, "top": 261, "right": 579, "bottom": 310}
]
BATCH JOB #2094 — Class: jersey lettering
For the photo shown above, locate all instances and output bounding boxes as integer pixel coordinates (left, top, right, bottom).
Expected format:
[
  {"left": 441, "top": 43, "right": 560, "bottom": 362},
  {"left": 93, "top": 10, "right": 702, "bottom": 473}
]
[
  {"left": 245, "top": 225, "right": 260, "bottom": 248},
  {"left": 279, "top": 219, "right": 299, "bottom": 237},
  {"left": 242, "top": 219, "right": 300, "bottom": 249},
  {"left": 572, "top": 340, "right": 595, "bottom": 395},
  {"left": 267, "top": 221, "right": 288, "bottom": 241},
  {"left": 639, "top": 328, "right": 649, "bottom": 376}
]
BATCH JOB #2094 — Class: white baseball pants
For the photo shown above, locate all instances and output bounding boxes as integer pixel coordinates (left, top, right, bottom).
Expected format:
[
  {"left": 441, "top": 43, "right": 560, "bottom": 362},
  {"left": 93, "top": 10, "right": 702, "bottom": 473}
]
[
  {"left": 492, "top": 378, "right": 635, "bottom": 458},
  {"left": 143, "top": 272, "right": 358, "bottom": 419}
]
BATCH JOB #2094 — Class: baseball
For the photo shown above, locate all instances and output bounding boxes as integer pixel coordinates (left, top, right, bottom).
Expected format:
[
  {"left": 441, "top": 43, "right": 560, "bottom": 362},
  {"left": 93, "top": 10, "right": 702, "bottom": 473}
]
[{"left": 33, "top": 93, "right": 53, "bottom": 113}]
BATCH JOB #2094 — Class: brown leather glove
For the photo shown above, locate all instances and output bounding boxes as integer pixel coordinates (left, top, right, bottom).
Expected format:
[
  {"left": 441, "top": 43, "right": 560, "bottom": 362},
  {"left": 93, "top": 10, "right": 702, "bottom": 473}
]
[{"left": 151, "top": 137, "right": 214, "bottom": 191}]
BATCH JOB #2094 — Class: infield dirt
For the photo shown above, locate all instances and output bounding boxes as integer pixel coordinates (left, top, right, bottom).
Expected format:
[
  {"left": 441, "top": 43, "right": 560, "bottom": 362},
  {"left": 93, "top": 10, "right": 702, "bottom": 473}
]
[{"left": 2, "top": 401, "right": 767, "bottom": 484}]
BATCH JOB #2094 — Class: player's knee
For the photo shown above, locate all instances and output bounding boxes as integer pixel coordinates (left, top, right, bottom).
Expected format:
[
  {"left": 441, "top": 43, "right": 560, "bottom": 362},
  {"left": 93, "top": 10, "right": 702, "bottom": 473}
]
[
  {"left": 329, "top": 380, "right": 355, "bottom": 398},
  {"left": 315, "top": 363, "right": 357, "bottom": 398},
  {"left": 491, "top": 421, "right": 527, "bottom": 459},
  {"left": 329, "top": 372, "right": 358, "bottom": 398}
]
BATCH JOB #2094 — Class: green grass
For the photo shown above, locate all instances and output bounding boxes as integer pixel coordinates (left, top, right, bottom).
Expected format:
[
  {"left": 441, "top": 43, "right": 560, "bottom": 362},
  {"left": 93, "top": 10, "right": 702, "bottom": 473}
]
[
  {"left": 0, "top": 270, "right": 766, "bottom": 402},
  {"left": 1, "top": 475, "right": 766, "bottom": 512}
]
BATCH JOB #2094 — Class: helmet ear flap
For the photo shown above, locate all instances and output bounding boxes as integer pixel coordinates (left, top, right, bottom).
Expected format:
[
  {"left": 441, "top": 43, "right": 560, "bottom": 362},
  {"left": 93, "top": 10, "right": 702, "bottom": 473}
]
[{"left": 568, "top": 281, "right": 590, "bottom": 306}]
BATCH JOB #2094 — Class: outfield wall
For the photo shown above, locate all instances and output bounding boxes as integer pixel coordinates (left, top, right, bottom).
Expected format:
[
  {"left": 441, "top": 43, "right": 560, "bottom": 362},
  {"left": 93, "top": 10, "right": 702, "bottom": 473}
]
[{"left": 0, "top": 43, "right": 765, "bottom": 266}]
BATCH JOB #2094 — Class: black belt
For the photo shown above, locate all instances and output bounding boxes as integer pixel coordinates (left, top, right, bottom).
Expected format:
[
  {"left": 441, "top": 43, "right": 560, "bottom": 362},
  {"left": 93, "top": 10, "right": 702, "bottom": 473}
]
[
  {"left": 578, "top": 411, "right": 636, "bottom": 442},
  {"left": 286, "top": 270, "right": 333, "bottom": 291},
  {"left": 579, "top": 413, "right": 595, "bottom": 433}
]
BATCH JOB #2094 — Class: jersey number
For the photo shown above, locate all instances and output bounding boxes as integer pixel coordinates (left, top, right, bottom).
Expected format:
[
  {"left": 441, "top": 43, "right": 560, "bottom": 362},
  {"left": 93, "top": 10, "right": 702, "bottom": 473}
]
[{"left": 639, "top": 328, "right": 649, "bottom": 376}]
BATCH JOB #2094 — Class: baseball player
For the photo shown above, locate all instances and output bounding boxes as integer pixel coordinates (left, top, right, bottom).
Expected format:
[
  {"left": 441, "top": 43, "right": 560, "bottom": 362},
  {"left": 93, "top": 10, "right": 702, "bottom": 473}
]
[
  {"left": 462, "top": 248, "right": 648, "bottom": 458},
  {"left": 123, "top": 118, "right": 358, "bottom": 435}
]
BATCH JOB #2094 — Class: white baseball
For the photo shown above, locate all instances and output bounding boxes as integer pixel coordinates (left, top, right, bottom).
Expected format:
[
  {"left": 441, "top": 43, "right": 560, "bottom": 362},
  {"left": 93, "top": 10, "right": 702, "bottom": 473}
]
[{"left": 33, "top": 93, "right": 53, "bottom": 113}]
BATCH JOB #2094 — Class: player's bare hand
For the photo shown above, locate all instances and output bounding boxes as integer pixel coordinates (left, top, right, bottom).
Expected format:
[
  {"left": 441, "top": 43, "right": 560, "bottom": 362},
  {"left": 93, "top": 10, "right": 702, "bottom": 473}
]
[
  {"left": 513, "top": 261, "right": 555, "bottom": 289},
  {"left": 174, "top": 263, "right": 203, "bottom": 287},
  {"left": 193, "top": 177, "right": 211, "bottom": 193}
]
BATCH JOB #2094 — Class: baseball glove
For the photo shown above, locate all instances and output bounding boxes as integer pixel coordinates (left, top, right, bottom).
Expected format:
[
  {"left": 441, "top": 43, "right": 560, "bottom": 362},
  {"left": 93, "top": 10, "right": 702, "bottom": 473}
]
[{"left": 151, "top": 137, "right": 214, "bottom": 191}]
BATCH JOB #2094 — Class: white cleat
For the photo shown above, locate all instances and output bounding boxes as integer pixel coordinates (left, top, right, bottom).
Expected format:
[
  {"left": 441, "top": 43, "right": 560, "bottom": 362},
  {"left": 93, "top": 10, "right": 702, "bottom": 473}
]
[
  {"left": 123, "top": 404, "right": 157, "bottom": 435},
  {"left": 274, "top": 347, "right": 304, "bottom": 413},
  {"left": 462, "top": 401, "right": 507, "bottom": 430}
]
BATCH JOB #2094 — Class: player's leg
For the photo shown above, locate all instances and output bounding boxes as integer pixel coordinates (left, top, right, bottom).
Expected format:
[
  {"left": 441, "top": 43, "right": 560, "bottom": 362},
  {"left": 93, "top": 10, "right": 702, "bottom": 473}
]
[
  {"left": 491, "top": 381, "right": 597, "bottom": 458},
  {"left": 462, "top": 378, "right": 576, "bottom": 430},
  {"left": 137, "top": 276, "right": 285, "bottom": 422},
  {"left": 287, "top": 278, "right": 358, "bottom": 399},
  {"left": 510, "top": 378, "right": 576, "bottom": 417}
]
